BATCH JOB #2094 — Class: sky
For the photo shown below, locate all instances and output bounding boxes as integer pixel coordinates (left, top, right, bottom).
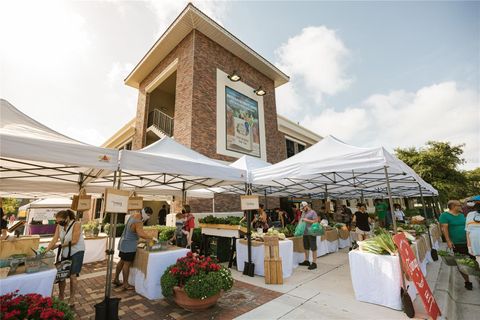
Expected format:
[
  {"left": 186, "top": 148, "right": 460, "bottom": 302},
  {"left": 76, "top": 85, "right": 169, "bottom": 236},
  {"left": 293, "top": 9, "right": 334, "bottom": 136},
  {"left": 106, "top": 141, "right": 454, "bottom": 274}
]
[{"left": 0, "top": 0, "right": 479, "bottom": 169}]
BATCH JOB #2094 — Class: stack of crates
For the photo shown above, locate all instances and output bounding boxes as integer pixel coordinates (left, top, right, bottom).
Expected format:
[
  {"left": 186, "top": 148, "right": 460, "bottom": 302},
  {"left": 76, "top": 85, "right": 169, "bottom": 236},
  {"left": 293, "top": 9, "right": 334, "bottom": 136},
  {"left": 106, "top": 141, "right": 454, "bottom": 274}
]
[{"left": 263, "top": 236, "right": 283, "bottom": 284}]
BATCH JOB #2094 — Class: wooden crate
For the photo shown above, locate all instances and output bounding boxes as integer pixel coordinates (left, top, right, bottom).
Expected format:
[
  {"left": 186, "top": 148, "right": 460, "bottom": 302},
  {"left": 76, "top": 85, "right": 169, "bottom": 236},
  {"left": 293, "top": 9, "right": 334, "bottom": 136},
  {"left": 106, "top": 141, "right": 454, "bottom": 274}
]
[
  {"left": 263, "top": 236, "right": 283, "bottom": 284},
  {"left": 0, "top": 236, "right": 40, "bottom": 259}
]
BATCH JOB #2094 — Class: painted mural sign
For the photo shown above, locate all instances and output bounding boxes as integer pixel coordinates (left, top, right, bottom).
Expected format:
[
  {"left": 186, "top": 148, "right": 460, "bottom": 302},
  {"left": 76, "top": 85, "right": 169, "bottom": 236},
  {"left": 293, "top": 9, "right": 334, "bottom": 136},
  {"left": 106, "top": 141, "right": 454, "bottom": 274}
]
[{"left": 225, "top": 86, "right": 260, "bottom": 157}]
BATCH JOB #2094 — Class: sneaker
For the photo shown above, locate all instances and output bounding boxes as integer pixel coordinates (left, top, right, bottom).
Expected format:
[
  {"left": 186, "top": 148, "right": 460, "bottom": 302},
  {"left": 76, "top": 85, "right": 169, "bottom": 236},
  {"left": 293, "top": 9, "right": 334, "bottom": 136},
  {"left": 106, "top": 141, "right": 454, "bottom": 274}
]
[
  {"left": 465, "top": 281, "right": 473, "bottom": 290},
  {"left": 299, "top": 260, "right": 310, "bottom": 266},
  {"left": 308, "top": 263, "right": 317, "bottom": 270}
]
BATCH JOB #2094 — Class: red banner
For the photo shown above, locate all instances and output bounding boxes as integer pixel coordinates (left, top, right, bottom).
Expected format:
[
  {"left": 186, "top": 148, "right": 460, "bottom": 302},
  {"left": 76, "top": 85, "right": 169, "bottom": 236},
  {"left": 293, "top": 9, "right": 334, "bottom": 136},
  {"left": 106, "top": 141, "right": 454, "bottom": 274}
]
[{"left": 393, "top": 233, "right": 441, "bottom": 320}]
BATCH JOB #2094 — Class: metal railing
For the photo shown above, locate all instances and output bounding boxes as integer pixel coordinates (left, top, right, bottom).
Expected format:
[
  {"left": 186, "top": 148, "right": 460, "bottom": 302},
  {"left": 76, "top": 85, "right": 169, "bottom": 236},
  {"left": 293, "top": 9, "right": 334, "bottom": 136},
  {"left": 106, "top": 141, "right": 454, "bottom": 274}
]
[{"left": 147, "top": 109, "right": 174, "bottom": 137}]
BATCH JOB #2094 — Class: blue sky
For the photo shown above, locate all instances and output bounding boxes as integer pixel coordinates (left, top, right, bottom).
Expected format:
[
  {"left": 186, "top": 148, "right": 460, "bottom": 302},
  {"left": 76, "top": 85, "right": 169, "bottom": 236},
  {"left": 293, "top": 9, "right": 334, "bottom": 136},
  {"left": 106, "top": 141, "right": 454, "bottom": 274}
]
[{"left": 1, "top": 0, "right": 478, "bottom": 169}]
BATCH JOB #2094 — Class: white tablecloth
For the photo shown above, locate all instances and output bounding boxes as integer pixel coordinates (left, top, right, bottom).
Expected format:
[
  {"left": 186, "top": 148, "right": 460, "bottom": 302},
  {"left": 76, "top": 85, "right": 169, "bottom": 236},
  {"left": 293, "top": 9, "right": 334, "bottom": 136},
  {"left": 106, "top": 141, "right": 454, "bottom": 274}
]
[
  {"left": 0, "top": 268, "right": 56, "bottom": 297},
  {"left": 40, "top": 236, "right": 107, "bottom": 264},
  {"left": 236, "top": 239, "right": 294, "bottom": 278},
  {"left": 83, "top": 237, "right": 107, "bottom": 264},
  {"left": 338, "top": 236, "right": 351, "bottom": 249},
  {"left": 128, "top": 248, "right": 190, "bottom": 300},
  {"left": 348, "top": 250, "right": 416, "bottom": 310},
  {"left": 292, "top": 237, "right": 333, "bottom": 266}
]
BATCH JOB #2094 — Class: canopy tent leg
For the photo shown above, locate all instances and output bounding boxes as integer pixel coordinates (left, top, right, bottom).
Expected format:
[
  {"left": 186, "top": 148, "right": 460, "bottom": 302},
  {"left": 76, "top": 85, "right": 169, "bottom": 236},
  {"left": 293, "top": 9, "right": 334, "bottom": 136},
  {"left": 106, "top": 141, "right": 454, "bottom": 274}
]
[
  {"left": 418, "top": 184, "right": 438, "bottom": 260},
  {"left": 182, "top": 181, "right": 187, "bottom": 206},
  {"left": 383, "top": 166, "right": 397, "bottom": 233},
  {"left": 243, "top": 183, "right": 254, "bottom": 277},
  {"left": 360, "top": 189, "right": 365, "bottom": 203}
]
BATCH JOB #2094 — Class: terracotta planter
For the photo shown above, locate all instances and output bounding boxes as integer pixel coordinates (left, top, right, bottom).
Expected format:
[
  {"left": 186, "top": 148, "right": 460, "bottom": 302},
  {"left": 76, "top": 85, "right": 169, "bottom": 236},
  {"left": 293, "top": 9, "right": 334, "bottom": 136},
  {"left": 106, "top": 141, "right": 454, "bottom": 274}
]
[{"left": 172, "top": 286, "right": 221, "bottom": 311}]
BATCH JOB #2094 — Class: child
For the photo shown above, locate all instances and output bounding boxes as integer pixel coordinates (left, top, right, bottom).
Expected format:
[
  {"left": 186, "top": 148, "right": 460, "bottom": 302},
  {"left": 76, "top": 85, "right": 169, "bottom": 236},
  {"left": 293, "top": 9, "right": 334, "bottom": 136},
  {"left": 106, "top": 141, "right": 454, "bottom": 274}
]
[{"left": 172, "top": 212, "right": 188, "bottom": 248}]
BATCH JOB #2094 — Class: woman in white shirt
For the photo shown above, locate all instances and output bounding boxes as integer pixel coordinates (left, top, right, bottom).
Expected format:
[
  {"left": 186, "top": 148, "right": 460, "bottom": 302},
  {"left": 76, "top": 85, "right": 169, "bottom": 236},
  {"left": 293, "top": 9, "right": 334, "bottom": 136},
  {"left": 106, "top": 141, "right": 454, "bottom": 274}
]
[
  {"left": 393, "top": 204, "right": 406, "bottom": 223},
  {"left": 46, "top": 209, "right": 85, "bottom": 307}
]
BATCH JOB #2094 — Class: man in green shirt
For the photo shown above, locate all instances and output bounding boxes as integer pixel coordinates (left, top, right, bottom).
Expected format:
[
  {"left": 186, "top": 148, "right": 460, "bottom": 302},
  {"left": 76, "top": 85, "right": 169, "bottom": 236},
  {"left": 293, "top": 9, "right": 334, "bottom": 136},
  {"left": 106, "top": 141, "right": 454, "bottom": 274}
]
[
  {"left": 374, "top": 199, "right": 388, "bottom": 228},
  {"left": 439, "top": 200, "right": 472, "bottom": 290}
]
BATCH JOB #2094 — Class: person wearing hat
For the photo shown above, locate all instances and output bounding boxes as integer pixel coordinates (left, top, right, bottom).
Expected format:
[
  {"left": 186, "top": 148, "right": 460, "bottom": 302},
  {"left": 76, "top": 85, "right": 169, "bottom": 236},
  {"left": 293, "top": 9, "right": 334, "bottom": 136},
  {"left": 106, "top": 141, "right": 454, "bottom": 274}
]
[
  {"left": 113, "top": 207, "right": 157, "bottom": 290},
  {"left": 466, "top": 195, "right": 480, "bottom": 267},
  {"left": 439, "top": 200, "right": 473, "bottom": 290},
  {"left": 298, "top": 201, "right": 319, "bottom": 270}
]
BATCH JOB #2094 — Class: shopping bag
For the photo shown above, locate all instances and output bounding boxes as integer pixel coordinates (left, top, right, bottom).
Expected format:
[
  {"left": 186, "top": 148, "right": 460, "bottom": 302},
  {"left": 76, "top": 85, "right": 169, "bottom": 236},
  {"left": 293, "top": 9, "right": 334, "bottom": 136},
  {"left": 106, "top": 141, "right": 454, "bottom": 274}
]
[
  {"left": 309, "top": 222, "right": 324, "bottom": 236},
  {"left": 294, "top": 221, "right": 306, "bottom": 237},
  {"left": 55, "top": 259, "right": 72, "bottom": 283}
]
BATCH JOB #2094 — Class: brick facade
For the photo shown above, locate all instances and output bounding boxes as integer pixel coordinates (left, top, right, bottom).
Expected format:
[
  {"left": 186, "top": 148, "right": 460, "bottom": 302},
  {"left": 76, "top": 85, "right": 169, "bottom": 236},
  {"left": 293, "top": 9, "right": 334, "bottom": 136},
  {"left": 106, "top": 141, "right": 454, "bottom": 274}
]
[{"left": 132, "top": 30, "right": 288, "bottom": 212}]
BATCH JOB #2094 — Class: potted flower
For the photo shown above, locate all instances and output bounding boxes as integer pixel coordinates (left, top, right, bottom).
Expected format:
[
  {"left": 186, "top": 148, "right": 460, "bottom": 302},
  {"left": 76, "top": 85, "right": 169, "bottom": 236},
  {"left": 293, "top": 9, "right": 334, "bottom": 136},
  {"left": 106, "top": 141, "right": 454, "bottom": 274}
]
[
  {"left": 91, "top": 221, "right": 100, "bottom": 237},
  {"left": 161, "top": 252, "right": 234, "bottom": 311},
  {"left": 0, "top": 291, "right": 74, "bottom": 320},
  {"left": 82, "top": 222, "right": 93, "bottom": 237}
]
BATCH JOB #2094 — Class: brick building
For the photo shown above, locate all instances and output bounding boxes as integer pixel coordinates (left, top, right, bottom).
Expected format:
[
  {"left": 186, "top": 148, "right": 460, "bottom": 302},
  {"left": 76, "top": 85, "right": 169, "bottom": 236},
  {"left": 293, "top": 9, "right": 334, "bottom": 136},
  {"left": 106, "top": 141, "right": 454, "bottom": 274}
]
[{"left": 103, "top": 4, "right": 321, "bottom": 213}]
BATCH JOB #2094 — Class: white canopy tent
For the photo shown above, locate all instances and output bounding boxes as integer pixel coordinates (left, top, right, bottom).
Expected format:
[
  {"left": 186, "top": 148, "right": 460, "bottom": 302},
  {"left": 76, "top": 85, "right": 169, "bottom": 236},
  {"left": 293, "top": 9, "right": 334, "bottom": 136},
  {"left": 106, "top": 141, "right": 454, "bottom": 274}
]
[
  {"left": 87, "top": 136, "right": 247, "bottom": 195},
  {"left": 251, "top": 135, "right": 438, "bottom": 199},
  {"left": 0, "top": 99, "right": 120, "bottom": 197}
]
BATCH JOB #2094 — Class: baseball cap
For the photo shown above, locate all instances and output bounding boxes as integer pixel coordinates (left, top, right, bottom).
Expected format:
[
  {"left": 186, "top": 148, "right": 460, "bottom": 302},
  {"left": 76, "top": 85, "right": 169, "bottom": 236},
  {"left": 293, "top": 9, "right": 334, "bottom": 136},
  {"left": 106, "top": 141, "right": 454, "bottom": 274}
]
[{"left": 300, "top": 201, "right": 308, "bottom": 209}]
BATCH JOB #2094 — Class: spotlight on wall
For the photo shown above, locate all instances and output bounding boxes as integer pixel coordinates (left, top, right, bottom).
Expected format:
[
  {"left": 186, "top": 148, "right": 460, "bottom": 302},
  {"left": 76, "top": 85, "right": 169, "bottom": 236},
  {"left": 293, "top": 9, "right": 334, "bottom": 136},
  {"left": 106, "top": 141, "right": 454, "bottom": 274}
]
[
  {"left": 254, "top": 87, "right": 266, "bottom": 96},
  {"left": 227, "top": 71, "right": 241, "bottom": 82}
]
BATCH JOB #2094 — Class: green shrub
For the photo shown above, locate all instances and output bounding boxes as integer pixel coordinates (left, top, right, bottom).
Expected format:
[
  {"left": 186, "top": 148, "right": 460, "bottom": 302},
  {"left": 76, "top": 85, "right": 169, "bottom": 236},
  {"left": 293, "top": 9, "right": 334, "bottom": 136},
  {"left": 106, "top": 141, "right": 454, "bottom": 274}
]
[
  {"left": 53, "top": 297, "right": 75, "bottom": 320},
  {"left": 184, "top": 272, "right": 222, "bottom": 299},
  {"left": 160, "top": 266, "right": 176, "bottom": 297}
]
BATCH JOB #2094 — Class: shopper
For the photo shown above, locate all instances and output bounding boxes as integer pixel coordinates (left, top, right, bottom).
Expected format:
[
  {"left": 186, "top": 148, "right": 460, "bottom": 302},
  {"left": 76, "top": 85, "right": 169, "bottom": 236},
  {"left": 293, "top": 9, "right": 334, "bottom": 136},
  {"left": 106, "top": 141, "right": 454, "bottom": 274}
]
[
  {"left": 252, "top": 204, "right": 269, "bottom": 232},
  {"left": 0, "top": 208, "right": 8, "bottom": 240},
  {"left": 46, "top": 209, "right": 85, "bottom": 307},
  {"left": 393, "top": 204, "right": 406, "bottom": 223},
  {"left": 439, "top": 200, "right": 473, "bottom": 290},
  {"left": 173, "top": 212, "right": 188, "bottom": 247},
  {"left": 113, "top": 207, "right": 157, "bottom": 291},
  {"left": 298, "top": 201, "right": 319, "bottom": 270},
  {"left": 158, "top": 204, "right": 167, "bottom": 225},
  {"left": 342, "top": 205, "right": 353, "bottom": 227},
  {"left": 466, "top": 196, "right": 480, "bottom": 266},
  {"left": 183, "top": 205, "right": 195, "bottom": 248},
  {"left": 352, "top": 203, "right": 371, "bottom": 241}
]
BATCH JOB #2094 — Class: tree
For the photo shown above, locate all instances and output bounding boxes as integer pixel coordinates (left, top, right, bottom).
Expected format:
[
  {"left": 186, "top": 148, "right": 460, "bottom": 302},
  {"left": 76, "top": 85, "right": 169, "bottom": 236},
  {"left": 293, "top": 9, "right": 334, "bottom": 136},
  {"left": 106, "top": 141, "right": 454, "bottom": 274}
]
[
  {"left": 2, "top": 197, "right": 20, "bottom": 216},
  {"left": 395, "top": 141, "right": 479, "bottom": 205}
]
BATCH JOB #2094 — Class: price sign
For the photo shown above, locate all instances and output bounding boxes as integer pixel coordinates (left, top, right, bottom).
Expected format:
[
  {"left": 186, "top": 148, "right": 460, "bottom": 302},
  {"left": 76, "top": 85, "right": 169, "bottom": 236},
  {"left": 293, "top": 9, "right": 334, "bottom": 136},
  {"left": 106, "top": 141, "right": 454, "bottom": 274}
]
[
  {"left": 104, "top": 188, "right": 129, "bottom": 213},
  {"left": 241, "top": 195, "right": 259, "bottom": 211},
  {"left": 393, "top": 233, "right": 441, "bottom": 320}
]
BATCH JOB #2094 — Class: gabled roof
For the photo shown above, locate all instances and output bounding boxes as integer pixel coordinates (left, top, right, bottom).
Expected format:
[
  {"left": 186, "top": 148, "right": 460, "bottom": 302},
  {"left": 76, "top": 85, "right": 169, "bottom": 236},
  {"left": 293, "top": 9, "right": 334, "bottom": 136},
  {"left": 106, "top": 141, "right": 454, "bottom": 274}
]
[{"left": 125, "top": 3, "right": 289, "bottom": 89}]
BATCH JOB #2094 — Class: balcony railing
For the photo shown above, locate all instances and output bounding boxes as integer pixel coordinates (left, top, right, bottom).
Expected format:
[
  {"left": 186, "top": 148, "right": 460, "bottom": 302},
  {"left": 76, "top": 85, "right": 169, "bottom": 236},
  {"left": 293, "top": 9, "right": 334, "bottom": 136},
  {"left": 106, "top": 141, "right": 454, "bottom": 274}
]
[{"left": 147, "top": 109, "right": 174, "bottom": 137}]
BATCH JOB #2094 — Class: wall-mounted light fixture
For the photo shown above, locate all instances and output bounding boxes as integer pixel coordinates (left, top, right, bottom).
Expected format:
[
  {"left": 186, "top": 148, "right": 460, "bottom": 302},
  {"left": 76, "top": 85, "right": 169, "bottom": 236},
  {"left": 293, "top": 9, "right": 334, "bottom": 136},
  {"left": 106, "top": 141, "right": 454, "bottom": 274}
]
[
  {"left": 227, "top": 71, "right": 241, "bottom": 82},
  {"left": 254, "top": 87, "right": 266, "bottom": 96}
]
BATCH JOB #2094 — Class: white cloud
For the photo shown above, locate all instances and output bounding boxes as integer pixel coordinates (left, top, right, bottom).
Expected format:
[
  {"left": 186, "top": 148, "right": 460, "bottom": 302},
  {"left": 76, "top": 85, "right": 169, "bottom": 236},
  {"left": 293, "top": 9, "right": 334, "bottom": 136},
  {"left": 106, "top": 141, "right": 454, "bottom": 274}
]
[
  {"left": 303, "top": 82, "right": 480, "bottom": 169},
  {"left": 275, "top": 26, "right": 352, "bottom": 108}
]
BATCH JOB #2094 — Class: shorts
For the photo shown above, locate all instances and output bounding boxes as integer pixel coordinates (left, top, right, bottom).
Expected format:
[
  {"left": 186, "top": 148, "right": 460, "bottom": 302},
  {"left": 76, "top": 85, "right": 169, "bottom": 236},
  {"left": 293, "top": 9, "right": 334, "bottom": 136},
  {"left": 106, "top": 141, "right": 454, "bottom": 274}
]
[
  {"left": 62, "top": 251, "right": 84, "bottom": 276},
  {"left": 303, "top": 235, "right": 317, "bottom": 251},
  {"left": 119, "top": 251, "right": 136, "bottom": 262},
  {"left": 453, "top": 244, "right": 475, "bottom": 259}
]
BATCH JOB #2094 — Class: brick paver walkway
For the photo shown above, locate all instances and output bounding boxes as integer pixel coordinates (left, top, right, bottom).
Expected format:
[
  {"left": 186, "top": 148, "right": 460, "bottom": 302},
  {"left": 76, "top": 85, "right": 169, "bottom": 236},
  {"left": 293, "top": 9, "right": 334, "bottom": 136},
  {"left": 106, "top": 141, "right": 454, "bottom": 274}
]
[{"left": 54, "top": 260, "right": 282, "bottom": 319}]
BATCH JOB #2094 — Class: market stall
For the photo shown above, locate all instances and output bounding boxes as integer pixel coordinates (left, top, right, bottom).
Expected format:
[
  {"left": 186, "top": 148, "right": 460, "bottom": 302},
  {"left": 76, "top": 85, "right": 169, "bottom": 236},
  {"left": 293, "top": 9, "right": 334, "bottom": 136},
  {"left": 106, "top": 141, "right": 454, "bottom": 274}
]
[
  {"left": 127, "top": 247, "right": 190, "bottom": 300},
  {"left": 291, "top": 229, "right": 340, "bottom": 266},
  {"left": 236, "top": 238, "right": 294, "bottom": 278}
]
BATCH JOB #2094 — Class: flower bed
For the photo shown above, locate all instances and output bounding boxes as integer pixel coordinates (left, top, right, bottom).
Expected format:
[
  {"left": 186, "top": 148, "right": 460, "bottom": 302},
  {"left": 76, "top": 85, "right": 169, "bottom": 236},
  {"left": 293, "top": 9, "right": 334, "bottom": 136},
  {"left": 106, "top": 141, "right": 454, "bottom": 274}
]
[{"left": 0, "top": 291, "right": 74, "bottom": 320}]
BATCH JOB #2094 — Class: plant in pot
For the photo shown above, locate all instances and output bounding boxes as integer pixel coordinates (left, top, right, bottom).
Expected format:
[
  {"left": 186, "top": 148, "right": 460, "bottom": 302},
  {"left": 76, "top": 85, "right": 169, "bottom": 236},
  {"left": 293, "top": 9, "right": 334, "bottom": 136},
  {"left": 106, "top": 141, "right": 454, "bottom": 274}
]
[
  {"left": 161, "top": 252, "right": 234, "bottom": 311},
  {"left": 82, "top": 222, "right": 93, "bottom": 237}
]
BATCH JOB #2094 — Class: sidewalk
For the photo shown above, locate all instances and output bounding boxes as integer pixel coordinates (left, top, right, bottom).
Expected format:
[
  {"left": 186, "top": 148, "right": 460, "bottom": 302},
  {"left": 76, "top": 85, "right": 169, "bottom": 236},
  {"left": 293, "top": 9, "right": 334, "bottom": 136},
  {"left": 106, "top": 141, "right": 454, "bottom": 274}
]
[{"left": 232, "top": 248, "right": 445, "bottom": 320}]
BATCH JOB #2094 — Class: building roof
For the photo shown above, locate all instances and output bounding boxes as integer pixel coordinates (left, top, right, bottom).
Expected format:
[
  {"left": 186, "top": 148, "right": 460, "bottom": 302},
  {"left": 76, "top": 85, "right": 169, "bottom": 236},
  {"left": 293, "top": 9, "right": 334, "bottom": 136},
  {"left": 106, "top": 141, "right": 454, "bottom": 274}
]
[
  {"left": 277, "top": 115, "right": 322, "bottom": 146},
  {"left": 125, "top": 3, "right": 289, "bottom": 89}
]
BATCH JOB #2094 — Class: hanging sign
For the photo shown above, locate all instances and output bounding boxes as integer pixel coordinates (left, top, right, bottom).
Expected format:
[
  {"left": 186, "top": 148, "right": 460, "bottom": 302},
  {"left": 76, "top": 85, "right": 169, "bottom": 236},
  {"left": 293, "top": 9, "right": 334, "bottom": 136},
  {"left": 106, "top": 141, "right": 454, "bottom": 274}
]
[
  {"left": 71, "top": 191, "right": 91, "bottom": 211},
  {"left": 393, "top": 233, "right": 441, "bottom": 320},
  {"left": 104, "top": 188, "right": 129, "bottom": 213},
  {"left": 128, "top": 196, "right": 143, "bottom": 210},
  {"left": 241, "top": 195, "right": 259, "bottom": 211}
]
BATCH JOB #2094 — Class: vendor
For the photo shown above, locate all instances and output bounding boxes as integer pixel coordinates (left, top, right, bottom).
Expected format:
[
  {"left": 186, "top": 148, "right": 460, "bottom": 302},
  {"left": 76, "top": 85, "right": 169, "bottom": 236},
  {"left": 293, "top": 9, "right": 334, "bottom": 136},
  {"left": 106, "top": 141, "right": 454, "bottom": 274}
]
[
  {"left": 46, "top": 209, "right": 85, "bottom": 307},
  {"left": 252, "top": 204, "right": 268, "bottom": 232},
  {"left": 1, "top": 208, "right": 8, "bottom": 240},
  {"left": 113, "top": 207, "right": 156, "bottom": 291}
]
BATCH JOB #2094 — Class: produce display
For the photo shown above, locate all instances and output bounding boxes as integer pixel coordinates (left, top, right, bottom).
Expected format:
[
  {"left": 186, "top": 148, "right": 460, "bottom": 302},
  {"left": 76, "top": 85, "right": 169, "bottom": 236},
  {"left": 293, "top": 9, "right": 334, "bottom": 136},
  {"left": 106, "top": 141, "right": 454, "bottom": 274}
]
[
  {"left": 279, "top": 224, "right": 295, "bottom": 238},
  {"left": 397, "top": 223, "right": 427, "bottom": 235},
  {"left": 198, "top": 215, "right": 242, "bottom": 225},
  {"left": 410, "top": 215, "right": 425, "bottom": 224},
  {"left": 250, "top": 228, "right": 286, "bottom": 241},
  {"left": 144, "top": 225, "right": 176, "bottom": 241},
  {"left": 358, "top": 228, "right": 396, "bottom": 256}
]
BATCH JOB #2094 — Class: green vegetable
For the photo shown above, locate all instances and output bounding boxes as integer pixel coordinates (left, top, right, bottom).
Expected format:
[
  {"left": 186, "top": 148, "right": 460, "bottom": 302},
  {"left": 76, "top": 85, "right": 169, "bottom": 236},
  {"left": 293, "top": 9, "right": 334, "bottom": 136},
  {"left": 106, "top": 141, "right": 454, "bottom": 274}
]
[
  {"left": 359, "top": 228, "right": 397, "bottom": 255},
  {"left": 198, "top": 215, "right": 242, "bottom": 225},
  {"left": 456, "top": 258, "right": 479, "bottom": 269}
]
